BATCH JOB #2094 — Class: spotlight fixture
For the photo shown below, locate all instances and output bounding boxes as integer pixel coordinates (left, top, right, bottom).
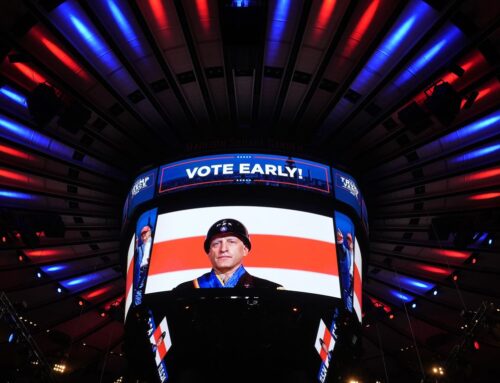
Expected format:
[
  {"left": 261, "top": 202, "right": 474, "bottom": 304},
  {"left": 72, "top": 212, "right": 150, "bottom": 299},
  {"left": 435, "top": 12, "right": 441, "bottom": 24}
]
[
  {"left": 411, "top": 303, "right": 417, "bottom": 309},
  {"left": 433, "top": 289, "right": 438, "bottom": 296},
  {"left": 53, "top": 362, "right": 66, "bottom": 373}
]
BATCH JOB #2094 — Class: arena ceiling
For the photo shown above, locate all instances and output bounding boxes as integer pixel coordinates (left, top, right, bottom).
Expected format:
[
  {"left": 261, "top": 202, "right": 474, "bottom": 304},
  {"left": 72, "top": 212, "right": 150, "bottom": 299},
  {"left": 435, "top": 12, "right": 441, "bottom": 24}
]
[{"left": 0, "top": 0, "right": 499, "bottom": 382}]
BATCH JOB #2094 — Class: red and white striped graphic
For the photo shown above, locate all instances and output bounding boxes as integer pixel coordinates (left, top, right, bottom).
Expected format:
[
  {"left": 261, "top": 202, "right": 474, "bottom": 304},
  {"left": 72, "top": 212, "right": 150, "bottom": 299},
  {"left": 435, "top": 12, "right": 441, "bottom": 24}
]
[
  {"left": 124, "top": 235, "right": 135, "bottom": 319},
  {"left": 150, "top": 317, "right": 172, "bottom": 366},
  {"left": 315, "top": 319, "right": 335, "bottom": 367},
  {"left": 353, "top": 238, "right": 363, "bottom": 321},
  {"left": 145, "top": 206, "right": 340, "bottom": 298}
]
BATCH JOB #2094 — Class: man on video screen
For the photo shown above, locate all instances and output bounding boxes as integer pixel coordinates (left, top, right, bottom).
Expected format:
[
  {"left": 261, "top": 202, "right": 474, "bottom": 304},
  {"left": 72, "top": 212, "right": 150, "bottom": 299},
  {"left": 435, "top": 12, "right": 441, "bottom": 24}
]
[{"left": 176, "top": 218, "right": 282, "bottom": 289}]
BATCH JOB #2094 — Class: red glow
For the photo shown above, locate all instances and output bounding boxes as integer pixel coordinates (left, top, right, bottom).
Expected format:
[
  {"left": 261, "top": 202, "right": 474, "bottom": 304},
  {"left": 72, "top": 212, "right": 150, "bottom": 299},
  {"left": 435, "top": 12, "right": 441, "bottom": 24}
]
[
  {"left": 469, "top": 167, "right": 500, "bottom": 181},
  {"left": 12, "top": 63, "right": 47, "bottom": 85},
  {"left": 369, "top": 296, "right": 391, "bottom": 313},
  {"left": 460, "top": 52, "right": 485, "bottom": 72},
  {"left": 416, "top": 264, "right": 450, "bottom": 276},
  {"left": 40, "top": 37, "right": 89, "bottom": 81},
  {"left": 473, "top": 340, "right": 480, "bottom": 350},
  {"left": 24, "top": 249, "right": 66, "bottom": 257},
  {"left": 104, "top": 295, "right": 124, "bottom": 311},
  {"left": 0, "top": 144, "right": 30, "bottom": 160},
  {"left": 342, "top": 0, "right": 379, "bottom": 57},
  {"left": 148, "top": 0, "right": 169, "bottom": 28},
  {"left": 469, "top": 192, "right": 500, "bottom": 200},
  {"left": 389, "top": 313, "right": 395, "bottom": 319},
  {"left": 316, "top": 0, "right": 337, "bottom": 30},
  {"left": 434, "top": 249, "right": 469, "bottom": 259},
  {"left": 0, "top": 169, "right": 28, "bottom": 182},
  {"left": 82, "top": 285, "right": 113, "bottom": 300},
  {"left": 195, "top": 0, "right": 210, "bottom": 33}
]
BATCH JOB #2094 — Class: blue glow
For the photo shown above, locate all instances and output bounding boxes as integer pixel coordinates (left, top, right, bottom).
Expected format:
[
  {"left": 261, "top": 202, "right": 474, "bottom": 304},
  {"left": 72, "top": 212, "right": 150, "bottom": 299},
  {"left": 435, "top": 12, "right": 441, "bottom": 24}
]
[
  {"left": 0, "top": 190, "right": 34, "bottom": 200},
  {"left": 352, "top": 0, "right": 435, "bottom": 90},
  {"left": 398, "top": 276, "right": 433, "bottom": 291},
  {"left": 267, "top": 0, "right": 292, "bottom": 63},
  {"left": 0, "top": 115, "right": 33, "bottom": 141},
  {"left": 53, "top": 1, "right": 120, "bottom": 72},
  {"left": 443, "top": 111, "right": 500, "bottom": 144},
  {"left": 69, "top": 15, "right": 108, "bottom": 55},
  {"left": 477, "top": 232, "right": 488, "bottom": 243},
  {"left": 393, "top": 39, "right": 447, "bottom": 88},
  {"left": 62, "top": 274, "right": 98, "bottom": 287},
  {"left": 41, "top": 265, "right": 67, "bottom": 273},
  {"left": 106, "top": 0, "right": 144, "bottom": 55},
  {"left": 232, "top": 0, "right": 250, "bottom": 7},
  {"left": 383, "top": 16, "right": 416, "bottom": 55},
  {"left": 0, "top": 86, "right": 28, "bottom": 107},
  {"left": 452, "top": 144, "right": 500, "bottom": 163},
  {"left": 391, "top": 290, "right": 413, "bottom": 302},
  {"left": 8, "top": 332, "right": 15, "bottom": 343}
]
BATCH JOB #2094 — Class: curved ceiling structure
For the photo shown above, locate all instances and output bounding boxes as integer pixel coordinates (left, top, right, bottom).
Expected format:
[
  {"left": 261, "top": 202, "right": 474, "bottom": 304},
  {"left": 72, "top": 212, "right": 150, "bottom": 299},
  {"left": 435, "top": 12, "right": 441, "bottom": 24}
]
[{"left": 0, "top": 0, "right": 499, "bottom": 382}]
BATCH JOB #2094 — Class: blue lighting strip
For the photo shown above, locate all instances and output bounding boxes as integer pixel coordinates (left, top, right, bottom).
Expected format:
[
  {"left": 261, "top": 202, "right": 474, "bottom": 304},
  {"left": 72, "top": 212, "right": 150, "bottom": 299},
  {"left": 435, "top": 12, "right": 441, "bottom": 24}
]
[
  {"left": 0, "top": 114, "right": 74, "bottom": 160},
  {"left": 0, "top": 189, "right": 36, "bottom": 200},
  {"left": 0, "top": 86, "right": 28, "bottom": 108},
  {"left": 60, "top": 268, "right": 117, "bottom": 292},
  {"left": 390, "top": 290, "right": 414, "bottom": 303},
  {"left": 442, "top": 111, "right": 500, "bottom": 145},
  {"left": 396, "top": 275, "right": 434, "bottom": 293},
  {"left": 451, "top": 142, "right": 500, "bottom": 164},
  {"left": 41, "top": 264, "right": 68, "bottom": 274},
  {"left": 393, "top": 24, "right": 464, "bottom": 88},
  {"left": 51, "top": 0, "right": 120, "bottom": 72},
  {"left": 266, "top": 0, "right": 292, "bottom": 64},
  {"left": 106, "top": 0, "right": 144, "bottom": 56},
  {"left": 351, "top": 0, "right": 437, "bottom": 90}
]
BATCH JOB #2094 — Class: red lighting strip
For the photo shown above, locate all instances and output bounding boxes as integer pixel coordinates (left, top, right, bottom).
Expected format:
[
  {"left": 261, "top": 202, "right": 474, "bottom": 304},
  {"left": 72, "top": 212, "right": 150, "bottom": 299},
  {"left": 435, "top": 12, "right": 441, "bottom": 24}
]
[
  {"left": 469, "top": 192, "right": 500, "bottom": 201},
  {"left": 416, "top": 264, "right": 450, "bottom": 276},
  {"left": 0, "top": 144, "right": 30, "bottom": 160},
  {"left": 12, "top": 63, "right": 47, "bottom": 85},
  {"left": 0, "top": 169, "right": 28, "bottom": 182},
  {"left": 147, "top": 0, "right": 169, "bottom": 28},
  {"left": 40, "top": 37, "right": 90, "bottom": 81},
  {"left": 24, "top": 249, "right": 67, "bottom": 257},
  {"left": 195, "top": 0, "right": 211, "bottom": 33},
  {"left": 468, "top": 167, "right": 500, "bottom": 181},
  {"left": 316, "top": 0, "right": 337, "bottom": 30},
  {"left": 434, "top": 249, "right": 469, "bottom": 259},
  {"left": 82, "top": 285, "right": 113, "bottom": 300},
  {"left": 342, "top": 0, "right": 380, "bottom": 57},
  {"left": 369, "top": 296, "right": 391, "bottom": 313}
]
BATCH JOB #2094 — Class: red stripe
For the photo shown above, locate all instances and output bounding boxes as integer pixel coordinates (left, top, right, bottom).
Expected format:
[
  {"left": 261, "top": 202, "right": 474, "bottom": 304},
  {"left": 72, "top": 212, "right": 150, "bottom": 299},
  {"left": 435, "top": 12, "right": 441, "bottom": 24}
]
[
  {"left": 158, "top": 339, "right": 167, "bottom": 359},
  {"left": 354, "top": 263, "right": 362, "bottom": 311},
  {"left": 149, "top": 235, "right": 338, "bottom": 276},
  {"left": 126, "top": 256, "right": 134, "bottom": 297}
]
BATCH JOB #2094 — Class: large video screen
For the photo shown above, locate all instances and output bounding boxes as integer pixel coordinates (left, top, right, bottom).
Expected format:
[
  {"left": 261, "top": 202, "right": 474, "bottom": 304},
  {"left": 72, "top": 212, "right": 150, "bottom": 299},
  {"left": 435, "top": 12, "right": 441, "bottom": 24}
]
[{"left": 133, "top": 206, "right": 341, "bottom": 300}]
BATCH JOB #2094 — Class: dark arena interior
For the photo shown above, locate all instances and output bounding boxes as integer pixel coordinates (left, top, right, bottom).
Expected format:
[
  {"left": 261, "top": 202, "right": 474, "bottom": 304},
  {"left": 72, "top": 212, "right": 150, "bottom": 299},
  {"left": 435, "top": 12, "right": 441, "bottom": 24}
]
[{"left": 0, "top": 0, "right": 499, "bottom": 382}]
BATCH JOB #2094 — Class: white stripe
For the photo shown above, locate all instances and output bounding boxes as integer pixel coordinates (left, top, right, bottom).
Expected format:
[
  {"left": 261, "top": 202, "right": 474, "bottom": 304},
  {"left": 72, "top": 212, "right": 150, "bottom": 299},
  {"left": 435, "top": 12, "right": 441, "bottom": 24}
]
[
  {"left": 354, "top": 238, "right": 362, "bottom": 279},
  {"left": 353, "top": 238, "right": 362, "bottom": 322},
  {"left": 159, "top": 317, "right": 172, "bottom": 350},
  {"left": 124, "top": 236, "right": 135, "bottom": 320},
  {"left": 353, "top": 293, "right": 362, "bottom": 322},
  {"left": 315, "top": 319, "right": 327, "bottom": 356},
  {"left": 152, "top": 206, "right": 335, "bottom": 244},
  {"left": 124, "top": 285, "right": 133, "bottom": 321},
  {"left": 145, "top": 267, "right": 340, "bottom": 298}
]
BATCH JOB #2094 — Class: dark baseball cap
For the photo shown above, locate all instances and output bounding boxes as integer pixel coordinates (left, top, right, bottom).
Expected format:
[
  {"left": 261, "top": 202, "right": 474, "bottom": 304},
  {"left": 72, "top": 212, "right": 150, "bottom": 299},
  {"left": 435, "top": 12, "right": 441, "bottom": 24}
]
[{"left": 204, "top": 218, "right": 251, "bottom": 253}]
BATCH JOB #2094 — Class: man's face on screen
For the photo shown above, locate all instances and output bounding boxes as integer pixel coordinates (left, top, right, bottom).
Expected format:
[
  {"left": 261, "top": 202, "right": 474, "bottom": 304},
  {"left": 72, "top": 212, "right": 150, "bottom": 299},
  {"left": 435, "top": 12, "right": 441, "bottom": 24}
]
[{"left": 208, "top": 234, "right": 249, "bottom": 274}]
